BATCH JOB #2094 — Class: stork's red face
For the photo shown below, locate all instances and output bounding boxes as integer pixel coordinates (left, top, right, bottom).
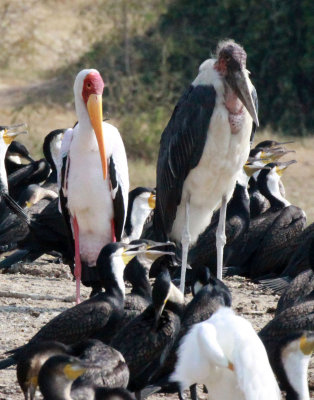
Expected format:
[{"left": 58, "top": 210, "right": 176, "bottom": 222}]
[
  {"left": 82, "top": 71, "right": 104, "bottom": 104},
  {"left": 82, "top": 71, "right": 107, "bottom": 180}
]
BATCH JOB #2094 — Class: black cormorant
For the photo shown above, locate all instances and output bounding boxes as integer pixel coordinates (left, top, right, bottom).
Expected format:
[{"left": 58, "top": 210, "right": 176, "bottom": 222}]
[
  {"left": 111, "top": 268, "right": 184, "bottom": 396},
  {"left": 38, "top": 354, "right": 135, "bottom": 400},
  {"left": 16, "top": 339, "right": 130, "bottom": 400},
  {"left": 0, "top": 242, "right": 142, "bottom": 369}
]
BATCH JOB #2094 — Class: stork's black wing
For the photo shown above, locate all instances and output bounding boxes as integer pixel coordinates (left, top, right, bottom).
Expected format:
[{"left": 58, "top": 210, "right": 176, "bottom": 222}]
[
  {"left": 109, "top": 155, "right": 126, "bottom": 241},
  {"left": 58, "top": 154, "right": 74, "bottom": 263},
  {"left": 250, "top": 87, "right": 258, "bottom": 145},
  {"left": 154, "top": 84, "right": 216, "bottom": 240}
]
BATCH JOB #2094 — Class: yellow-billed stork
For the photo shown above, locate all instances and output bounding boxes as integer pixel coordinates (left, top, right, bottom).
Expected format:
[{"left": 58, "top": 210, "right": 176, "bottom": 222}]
[{"left": 58, "top": 69, "right": 129, "bottom": 303}]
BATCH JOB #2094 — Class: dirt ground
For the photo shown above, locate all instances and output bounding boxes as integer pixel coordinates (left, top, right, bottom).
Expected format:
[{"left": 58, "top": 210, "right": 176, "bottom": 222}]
[{"left": 0, "top": 257, "right": 312, "bottom": 400}]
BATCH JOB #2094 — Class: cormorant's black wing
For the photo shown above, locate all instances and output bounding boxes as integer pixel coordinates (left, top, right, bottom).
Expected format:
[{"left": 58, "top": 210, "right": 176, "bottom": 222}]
[
  {"left": 249, "top": 205, "right": 306, "bottom": 279},
  {"left": 109, "top": 155, "right": 127, "bottom": 242},
  {"left": 154, "top": 84, "right": 216, "bottom": 240},
  {"left": 8, "top": 159, "right": 50, "bottom": 189}
]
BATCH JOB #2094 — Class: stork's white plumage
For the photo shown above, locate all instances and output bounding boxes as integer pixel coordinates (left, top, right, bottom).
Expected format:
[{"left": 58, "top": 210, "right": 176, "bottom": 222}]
[
  {"left": 171, "top": 307, "right": 280, "bottom": 400},
  {"left": 154, "top": 40, "right": 258, "bottom": 291},
  {"left": 58, "top": 69, "right": 129, "bottom": 303}
]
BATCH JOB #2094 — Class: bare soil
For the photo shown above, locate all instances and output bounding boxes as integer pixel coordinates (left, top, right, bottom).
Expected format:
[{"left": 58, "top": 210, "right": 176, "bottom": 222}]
[{"left": 0, "top": 257, "right": 312, "bottom": 400}]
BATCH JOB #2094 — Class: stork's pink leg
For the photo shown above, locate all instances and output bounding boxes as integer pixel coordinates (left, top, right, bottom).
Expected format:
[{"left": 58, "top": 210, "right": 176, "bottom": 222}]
[
  {"left": 111, "top": 219, "right": 116, "bottom": 243},
  {"left": 73, "top": 216, "right": 81, "bottom": 304}
]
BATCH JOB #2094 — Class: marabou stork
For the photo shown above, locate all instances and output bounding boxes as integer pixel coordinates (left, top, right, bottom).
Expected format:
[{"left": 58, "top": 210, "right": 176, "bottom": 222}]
[
  {"left": 58, "top": 69, "right": 129, "bottom": 303},
  {"left": 154, "top": 40, "right": 258, "bottom": 291}
]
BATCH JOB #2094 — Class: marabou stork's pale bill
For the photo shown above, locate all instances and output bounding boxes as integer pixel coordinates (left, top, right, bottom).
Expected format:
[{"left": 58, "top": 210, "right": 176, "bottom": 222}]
[
  {"left": 59, "top": 69, "right": 129, "bottom": 303},
  {"left": 154, "top": 40, "right": 259, "bottom": 291}
]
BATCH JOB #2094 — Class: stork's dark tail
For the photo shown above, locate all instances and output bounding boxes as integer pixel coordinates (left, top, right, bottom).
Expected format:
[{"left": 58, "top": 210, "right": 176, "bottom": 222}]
[{"left": 0, "top": 356, "right": 16, "bottom": 369}]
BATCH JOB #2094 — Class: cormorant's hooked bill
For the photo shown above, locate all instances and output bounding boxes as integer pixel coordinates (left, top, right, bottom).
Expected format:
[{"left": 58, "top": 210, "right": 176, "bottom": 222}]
[{"left": 1, "top": 123, "right": 28, "bottom": 144}]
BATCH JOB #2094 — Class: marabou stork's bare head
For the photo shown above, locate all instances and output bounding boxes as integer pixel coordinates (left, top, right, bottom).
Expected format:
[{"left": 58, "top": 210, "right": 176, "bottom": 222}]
[{"left": 215, "top": 39, "right": 259, "bottom": 126}]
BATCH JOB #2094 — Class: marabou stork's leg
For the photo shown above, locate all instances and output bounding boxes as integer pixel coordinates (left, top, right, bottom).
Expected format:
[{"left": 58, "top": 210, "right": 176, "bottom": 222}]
[
  {"left": 180, "top": 195, "right": 191, "bottom": 294},
  {"left": 216, "top": 195, "right": 227, "bottom": 280},
  {"left": 73, "top": 216, "right": 81, "bottom": 304}
]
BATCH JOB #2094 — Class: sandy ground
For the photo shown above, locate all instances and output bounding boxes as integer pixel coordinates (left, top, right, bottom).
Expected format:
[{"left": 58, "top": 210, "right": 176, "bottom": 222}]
[{"left": 0, "top": 257, "right": 312, "bottom": 400}]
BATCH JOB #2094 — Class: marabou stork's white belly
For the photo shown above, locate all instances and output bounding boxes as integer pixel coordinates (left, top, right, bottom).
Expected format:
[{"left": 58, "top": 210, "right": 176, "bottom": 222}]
[
  {"left": 170, "top": 105, "right": 251, "bottom": 244},
  {"left": 67, "top": 149, "right": 113, "bottom": 266}
]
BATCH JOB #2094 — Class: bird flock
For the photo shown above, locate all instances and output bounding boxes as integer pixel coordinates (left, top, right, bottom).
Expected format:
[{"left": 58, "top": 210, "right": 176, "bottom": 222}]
[{"left": 0, "top": 39, "right": 313, "bottom": 400}]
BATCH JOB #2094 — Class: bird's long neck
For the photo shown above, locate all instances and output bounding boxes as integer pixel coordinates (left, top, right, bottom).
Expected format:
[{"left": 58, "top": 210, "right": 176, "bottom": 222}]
[
  {"left": 259, "top": 173, "right": 290, "bottom": 210},
  {"left": 74, "top": 97, "right": 97, "bottom": 150},
  {"left": 124, "top": 192, "right": 153, "bottom": 241},
  {"left": 226, "top": 182, "right": 250, "bottom": 222},
  {"left": 227, "top": 169, "right": 250, "bottom": 219},
  {"left": 45, "top": 145, "right": 59, "bottom": 183},
  {"left": 128, "top": 209, "right": 152, "bottom": 242},
  {"left": 127, "top": 257, "right": 152, "bottom": 299},
  {"left": 41, "top": 374, "right": 72, "bottom": 400},
  {"left": 0, "top": 146, "right": 8, "bottom": 193},
  {"left": 224, "top": 83, "right": 243, "bottom": 114},
  {"left": 278, "top": 352, "right": 304, "bottom": 400},
  {"left": 266, "top": 182, "right": 290, "bottom": 209},
  {"left": 248, "top": 175, "right": 258, "bottom": 195},
  {"left": 103, "top": 258, "right": 126, "bottom": 302},
  {"left": 166, "top": 284, "right": 185, "bottom": 318}
]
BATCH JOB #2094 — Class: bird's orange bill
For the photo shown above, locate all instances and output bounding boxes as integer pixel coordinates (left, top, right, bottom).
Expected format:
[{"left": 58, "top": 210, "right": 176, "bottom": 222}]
[
  {"left": 87, "top": 94, "right": 107, "bottom": 180},
  {"left": 300, "top": 335, "right": 314, "bottom": 355},
  {"left": 148, "top": 193, "right": 156, "bottom": 209}
]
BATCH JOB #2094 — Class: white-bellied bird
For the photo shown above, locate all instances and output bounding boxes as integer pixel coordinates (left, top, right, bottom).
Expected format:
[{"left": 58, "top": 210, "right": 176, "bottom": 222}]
[
  {"left": 154, "top": 40, "right": 258, "bottom": 291},
  {"left": 171, "top": 307, "right": 280, "bottom": 400},
  {"left": 58, "top": 69, "right": 129, "bottom": 303}
]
